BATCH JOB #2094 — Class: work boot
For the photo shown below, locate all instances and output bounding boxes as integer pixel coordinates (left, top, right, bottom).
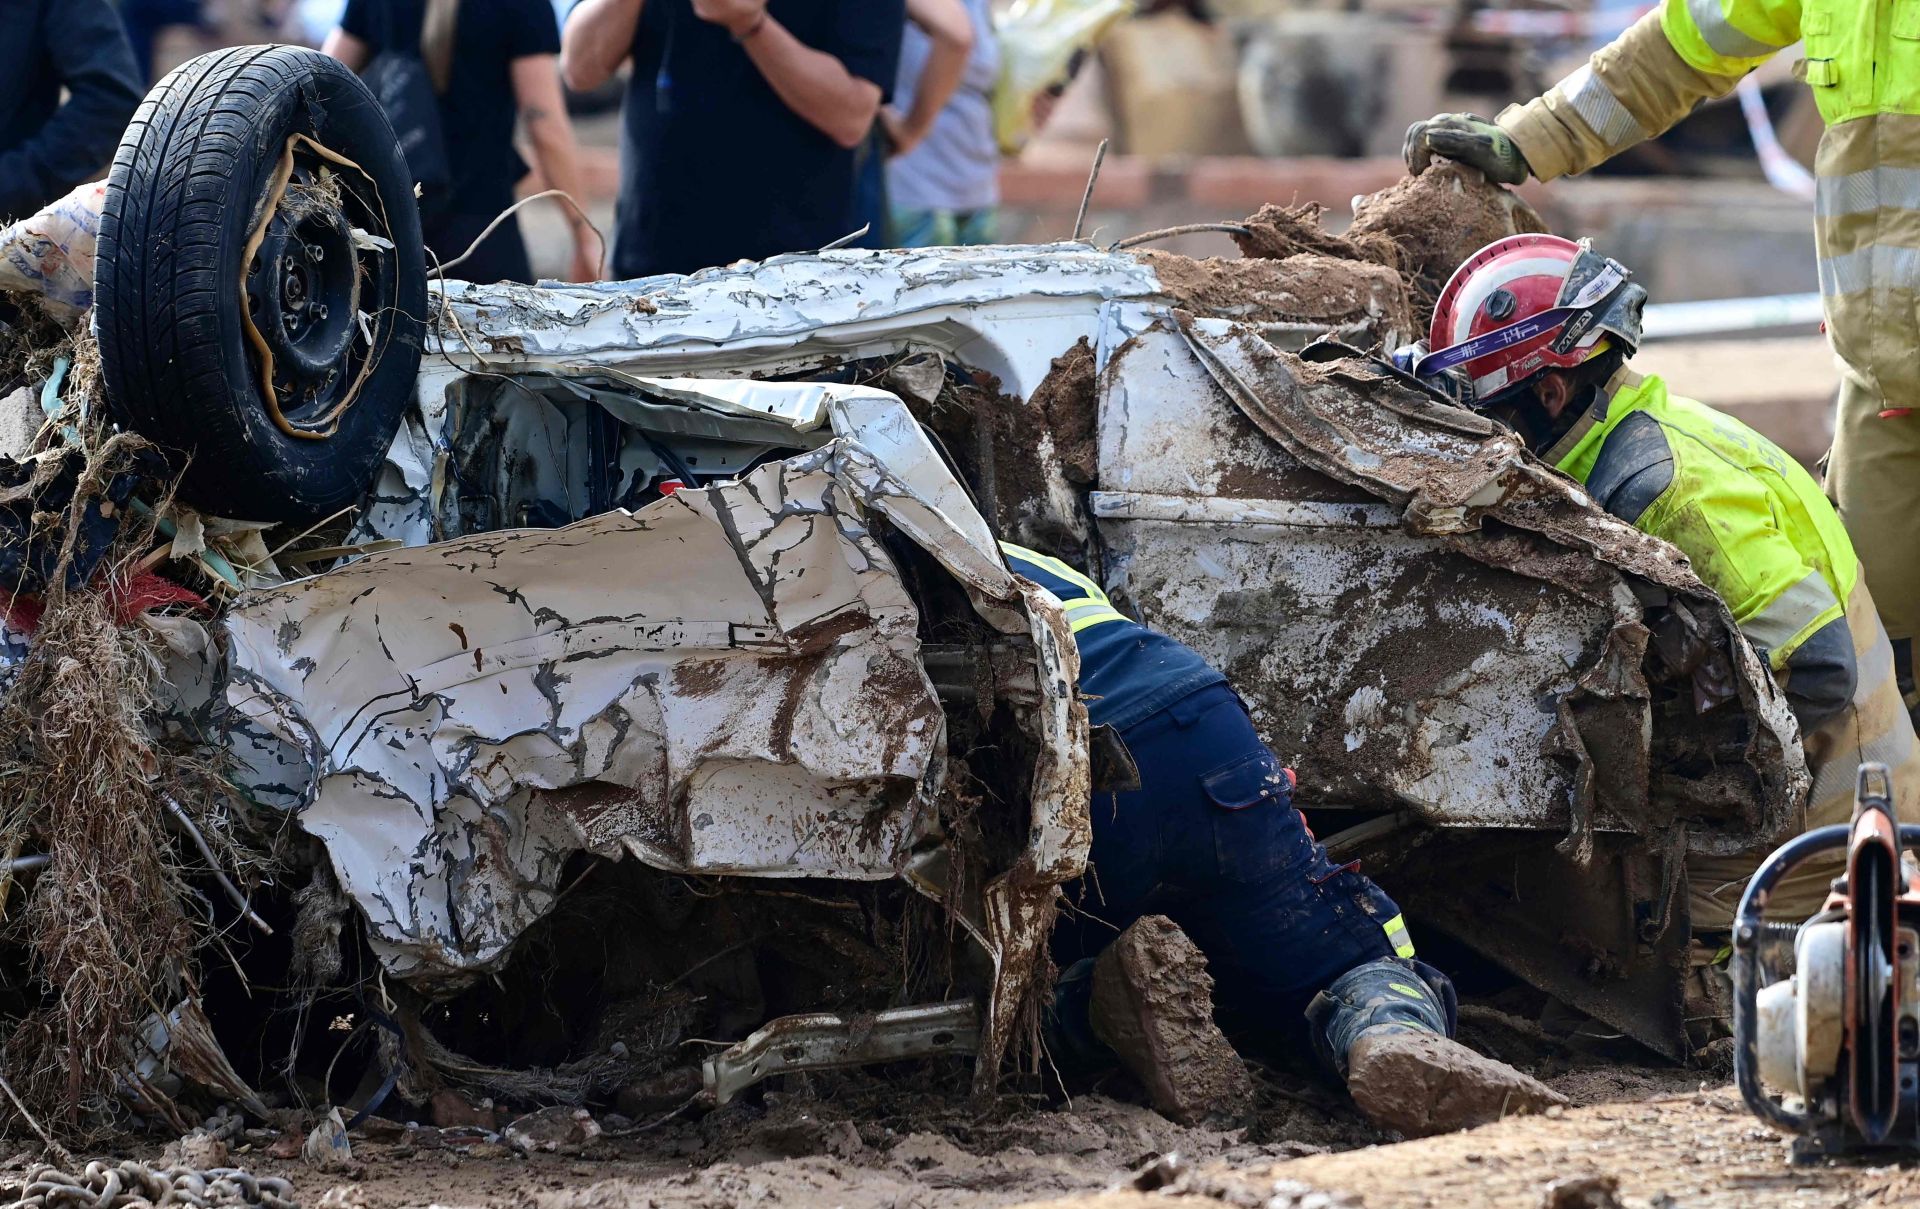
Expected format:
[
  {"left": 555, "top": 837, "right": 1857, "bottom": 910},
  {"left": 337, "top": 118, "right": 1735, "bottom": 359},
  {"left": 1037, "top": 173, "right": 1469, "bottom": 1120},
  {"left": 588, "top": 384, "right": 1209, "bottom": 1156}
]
[
  {"left": 1309, "top": 957, "right": 1565, "bottom": 1137},
  {"left": 1344, "top": 1027, "right": 1566, "bottom": 1137},
  {"left": 1088, "top": 914, "right": 1255, "bottom": 1126}
]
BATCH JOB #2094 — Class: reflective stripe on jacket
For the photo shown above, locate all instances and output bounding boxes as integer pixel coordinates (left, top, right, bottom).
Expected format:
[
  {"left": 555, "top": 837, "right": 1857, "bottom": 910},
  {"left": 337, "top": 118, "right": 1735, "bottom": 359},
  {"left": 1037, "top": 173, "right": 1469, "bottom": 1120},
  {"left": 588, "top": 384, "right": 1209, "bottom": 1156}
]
[
  {"left": 1493, "top": 0, "right": 1826, "bottom": 183},
  {"left": 1549, "top": 372, "right": 1861, "bottom": 707},
  {"left": 999, "top": 542, "right": 1225, "bottom": 731},
  {"left": 1492, "top": 1, "right": 1920, "bottom": 645}
]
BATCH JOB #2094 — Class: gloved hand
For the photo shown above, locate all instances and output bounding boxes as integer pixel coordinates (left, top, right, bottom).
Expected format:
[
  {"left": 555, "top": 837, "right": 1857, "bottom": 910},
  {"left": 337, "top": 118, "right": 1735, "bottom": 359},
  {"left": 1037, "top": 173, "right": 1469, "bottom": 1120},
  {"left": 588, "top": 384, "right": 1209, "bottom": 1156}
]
[{"left": 1404, "top": 113, "right": 1531, "bottom": 185}]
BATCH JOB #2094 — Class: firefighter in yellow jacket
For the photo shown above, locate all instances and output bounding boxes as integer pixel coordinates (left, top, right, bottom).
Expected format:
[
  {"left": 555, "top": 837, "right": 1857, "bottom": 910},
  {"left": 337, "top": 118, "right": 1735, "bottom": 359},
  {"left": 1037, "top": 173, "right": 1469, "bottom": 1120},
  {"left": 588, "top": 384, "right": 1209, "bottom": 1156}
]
[
  {"left": 1404, "top": 0, "right": 1920, "bottom": 719},
  {"left": 1413, "top": 233, "right": 1920, "bottom": 931}
]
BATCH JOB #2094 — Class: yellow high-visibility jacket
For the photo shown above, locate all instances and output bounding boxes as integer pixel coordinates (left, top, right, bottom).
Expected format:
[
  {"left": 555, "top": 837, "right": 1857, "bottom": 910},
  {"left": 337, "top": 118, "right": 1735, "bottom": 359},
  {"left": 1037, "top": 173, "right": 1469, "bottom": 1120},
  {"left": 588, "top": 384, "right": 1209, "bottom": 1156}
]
[
  {"left": 1554, "top": 370, "right": 1920, "bottom": 927},
  {"left": 1549, "top": 370, "right": 1860, "bottom": 722},
  {"left": 1496, "top": 0, "right": 1916, "bottom": 341},
  {"left": 1497, "top": 0, "right": 1898, "bottom": 179},
  {"left": 1495, "top": 0, "right": 1920, "bottom": 655}
]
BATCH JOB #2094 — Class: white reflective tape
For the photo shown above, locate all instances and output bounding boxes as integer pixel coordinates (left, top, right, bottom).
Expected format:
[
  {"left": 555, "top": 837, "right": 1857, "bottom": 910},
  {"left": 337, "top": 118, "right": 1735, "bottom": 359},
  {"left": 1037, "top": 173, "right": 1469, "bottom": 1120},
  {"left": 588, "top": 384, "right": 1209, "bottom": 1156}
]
[
  {"left": 1818, "top": 245, "right": 1920, "bottom": 297},
  {"left": 1815, "top": 167, "right": 1920, "bottom": 219},
  {"left": 1470, "top": 364, "right": 1512, "bottom": 398},
  {"left": 1685, "top": 0, "right": 1789, "bottom": 58},
  {"left": 1743, "top": 569, "right": 1843, "bottom": 653},
  {"left": 1854, "top": 635, "right": 1895, "bottom": 715},
  {"left": 1560, "top": 64, "right": 1646, "bottom": 153}
]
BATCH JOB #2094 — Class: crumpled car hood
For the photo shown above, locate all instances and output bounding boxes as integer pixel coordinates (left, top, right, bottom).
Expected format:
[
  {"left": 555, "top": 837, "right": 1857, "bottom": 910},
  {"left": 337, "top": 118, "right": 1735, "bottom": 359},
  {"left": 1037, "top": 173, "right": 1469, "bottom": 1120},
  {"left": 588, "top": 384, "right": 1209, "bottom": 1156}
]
[{"left": 225, "top": 386, "right": 1067, "bottom": 987}]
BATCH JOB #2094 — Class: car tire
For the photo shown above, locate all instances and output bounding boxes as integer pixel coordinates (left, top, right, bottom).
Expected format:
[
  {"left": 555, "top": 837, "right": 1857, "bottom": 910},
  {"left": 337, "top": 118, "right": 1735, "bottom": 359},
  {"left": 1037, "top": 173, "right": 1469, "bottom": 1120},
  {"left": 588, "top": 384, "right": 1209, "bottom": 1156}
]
[{"left": 97, "top": 45, "right": 427, "bottom": 524}]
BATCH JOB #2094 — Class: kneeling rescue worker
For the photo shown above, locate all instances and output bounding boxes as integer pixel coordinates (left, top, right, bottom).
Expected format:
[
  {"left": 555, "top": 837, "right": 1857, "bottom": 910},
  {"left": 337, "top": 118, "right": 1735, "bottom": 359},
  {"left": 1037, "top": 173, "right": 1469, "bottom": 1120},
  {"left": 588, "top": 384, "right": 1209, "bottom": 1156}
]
[
  {"left": 1415, "top": 234, "right": 1920, "bottom": 947},
  {"left": 1402, "top": 0, "right": 1920, "bottom": 722},
  {"left": 999, "top": 542, "right": 1564, "bottom": 1136}
]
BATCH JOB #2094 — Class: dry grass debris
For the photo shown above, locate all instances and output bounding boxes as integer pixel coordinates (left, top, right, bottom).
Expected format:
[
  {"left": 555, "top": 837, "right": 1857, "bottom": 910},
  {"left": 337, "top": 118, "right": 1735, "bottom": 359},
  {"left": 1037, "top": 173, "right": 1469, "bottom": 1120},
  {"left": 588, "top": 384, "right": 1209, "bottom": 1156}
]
[{"left": 0, "top": 418, "right": 269, "bottom": 1140}]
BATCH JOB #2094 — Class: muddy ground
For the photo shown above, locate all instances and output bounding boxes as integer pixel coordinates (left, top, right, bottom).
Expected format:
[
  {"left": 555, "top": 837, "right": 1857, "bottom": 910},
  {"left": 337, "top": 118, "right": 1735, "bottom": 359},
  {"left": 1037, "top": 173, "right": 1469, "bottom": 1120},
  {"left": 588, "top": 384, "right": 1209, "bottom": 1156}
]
[{"left": 15, "top": 1056, "right": 1893, "bottom": 1209}]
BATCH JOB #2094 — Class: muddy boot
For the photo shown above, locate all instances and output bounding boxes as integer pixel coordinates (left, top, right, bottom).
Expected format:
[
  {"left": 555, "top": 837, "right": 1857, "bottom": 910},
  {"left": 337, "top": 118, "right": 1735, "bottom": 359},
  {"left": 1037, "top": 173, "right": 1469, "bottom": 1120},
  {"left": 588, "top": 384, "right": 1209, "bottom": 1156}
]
[
  {"left": 1088, "top": 914, "right": 1255, "bottom": 1126},
  {"left": 1309, "top": 957, "right": 1565, "bottom": 1138},
  {"left": 1344, "top": 1028, "right": 1566, "bottom": 1137}
]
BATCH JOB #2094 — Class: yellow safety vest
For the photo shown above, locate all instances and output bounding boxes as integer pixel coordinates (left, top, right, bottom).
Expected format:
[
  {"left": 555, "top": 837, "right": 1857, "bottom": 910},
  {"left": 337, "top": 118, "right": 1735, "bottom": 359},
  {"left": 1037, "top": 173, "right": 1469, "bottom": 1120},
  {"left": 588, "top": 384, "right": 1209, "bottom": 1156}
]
[
  {"left": 1551, "top": 372, "right": 1859, "bottom": 669},
  {"left": 1660, "top": 0, "right": 1911, "bottom": 125}
]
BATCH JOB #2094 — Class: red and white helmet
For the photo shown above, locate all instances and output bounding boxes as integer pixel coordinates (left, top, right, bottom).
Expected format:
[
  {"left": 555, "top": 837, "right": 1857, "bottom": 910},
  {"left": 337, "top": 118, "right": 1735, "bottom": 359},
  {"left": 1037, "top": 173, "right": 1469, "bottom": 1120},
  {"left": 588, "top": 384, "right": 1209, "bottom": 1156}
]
[{"left": 1417, "top": 234, "right": 1646, "bottom": 405}]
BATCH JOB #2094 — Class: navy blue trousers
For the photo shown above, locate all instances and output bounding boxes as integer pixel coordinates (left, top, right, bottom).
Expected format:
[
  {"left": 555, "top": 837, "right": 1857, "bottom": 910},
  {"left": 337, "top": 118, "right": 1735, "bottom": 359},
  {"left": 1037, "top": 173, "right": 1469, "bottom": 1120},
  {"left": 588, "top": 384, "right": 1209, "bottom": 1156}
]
[{"left": 1056, "top": 683, "right": 1405, "bottom": 1049}]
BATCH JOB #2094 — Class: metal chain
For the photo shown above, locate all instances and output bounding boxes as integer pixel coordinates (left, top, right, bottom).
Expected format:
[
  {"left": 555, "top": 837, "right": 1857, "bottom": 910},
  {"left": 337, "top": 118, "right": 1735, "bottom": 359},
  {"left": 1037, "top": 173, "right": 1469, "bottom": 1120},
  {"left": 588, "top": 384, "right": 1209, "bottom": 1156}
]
[{"left": 1, "top": 1160, "right": 296, "bottom": 1209}]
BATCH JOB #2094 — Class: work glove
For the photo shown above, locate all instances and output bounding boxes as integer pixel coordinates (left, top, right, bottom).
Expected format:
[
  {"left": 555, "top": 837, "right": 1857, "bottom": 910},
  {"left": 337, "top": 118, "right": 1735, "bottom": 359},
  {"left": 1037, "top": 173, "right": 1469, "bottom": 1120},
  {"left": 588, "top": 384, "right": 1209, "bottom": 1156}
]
[{"left": 1403, "top": 113, "right": 1531, "bottom": 185}]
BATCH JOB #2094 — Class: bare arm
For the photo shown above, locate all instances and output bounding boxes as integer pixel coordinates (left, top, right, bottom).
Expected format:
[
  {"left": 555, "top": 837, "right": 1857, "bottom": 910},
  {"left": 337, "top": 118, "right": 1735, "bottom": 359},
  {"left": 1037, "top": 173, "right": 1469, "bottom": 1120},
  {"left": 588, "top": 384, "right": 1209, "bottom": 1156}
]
[
  {"left": 562, "top": 0, "right": 644, "bottom": 91},
  {"left": 513, "top": 55, "right": 601, "bottom": 281},
  {"left": 320, "top": 28, "right": 372, "bottom": 72},
  {"left": 886, "top": 0, "right": 972, "bottom": 156},
  {"left": 695, "top": 0, "right": 882, "bottom": 150}
]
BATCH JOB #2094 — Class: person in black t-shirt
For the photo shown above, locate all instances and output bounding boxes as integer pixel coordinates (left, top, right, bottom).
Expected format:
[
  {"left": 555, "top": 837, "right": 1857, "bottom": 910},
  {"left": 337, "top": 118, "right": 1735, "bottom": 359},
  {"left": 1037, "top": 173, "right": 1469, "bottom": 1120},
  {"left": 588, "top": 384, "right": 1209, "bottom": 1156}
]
[
  {"left": 561, "top": 0, "right": 905, "bottom": 279},
  {"left": 325, "top": 0, "right": 600, "bottom": 284},
  {"left": 0, "top": 0, "right": 141, "bottom": 222}
]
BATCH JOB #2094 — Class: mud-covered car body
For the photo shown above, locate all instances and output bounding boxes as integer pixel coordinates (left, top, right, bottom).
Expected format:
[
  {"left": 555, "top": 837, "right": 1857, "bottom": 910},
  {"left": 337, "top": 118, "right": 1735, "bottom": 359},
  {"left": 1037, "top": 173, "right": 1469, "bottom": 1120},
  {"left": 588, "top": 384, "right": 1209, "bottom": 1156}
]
[
  {"left": 224, "top": 371, "right": 1091, "bottom": 1092},
  {"left": 224, "top": 243, "right": 1812, "bottom": 1065}
]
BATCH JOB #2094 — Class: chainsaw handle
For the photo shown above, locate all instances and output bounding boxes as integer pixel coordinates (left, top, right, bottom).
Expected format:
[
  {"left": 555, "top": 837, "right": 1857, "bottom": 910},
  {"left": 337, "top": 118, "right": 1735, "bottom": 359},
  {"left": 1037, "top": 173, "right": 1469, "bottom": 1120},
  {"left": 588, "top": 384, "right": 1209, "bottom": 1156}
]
[{"left": 1731, "top": 821, "right": 1920, "bottom": 1133}]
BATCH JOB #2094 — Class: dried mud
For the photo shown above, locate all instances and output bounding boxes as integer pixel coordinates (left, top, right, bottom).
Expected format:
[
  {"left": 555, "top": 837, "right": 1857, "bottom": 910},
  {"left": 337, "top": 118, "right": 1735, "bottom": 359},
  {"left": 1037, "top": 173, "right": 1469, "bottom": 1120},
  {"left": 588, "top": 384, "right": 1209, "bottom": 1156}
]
[
  {"left": 1089, "top": 916, "right": 1254, "bottom": 1127},
  {"left": 1141, "top": 251, "right": 1415, "bottom": 346},
  {"left": 1029, "top": 339, "right": 1098, "bottom": 489},
  {"left": 1232, "top": 162, "right": 1546, "bottom": 331},
  {"left": 1018, "top": 1087, "right": 1920, "bottom": 1209},
  {"left": 1347, "top": 164, "right": 1549, "bottom": 326},
  {"left": 36, "top": 1068, "right": 1831, "bottom": 1209}
]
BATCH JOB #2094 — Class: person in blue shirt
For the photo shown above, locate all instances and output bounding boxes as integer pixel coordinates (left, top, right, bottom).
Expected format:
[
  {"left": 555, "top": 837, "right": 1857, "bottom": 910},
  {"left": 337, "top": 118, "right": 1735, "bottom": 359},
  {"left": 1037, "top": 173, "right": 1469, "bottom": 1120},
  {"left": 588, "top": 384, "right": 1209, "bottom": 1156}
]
[{"left": 1003, "top": 542, "right": 1563, "bottom": 1135}]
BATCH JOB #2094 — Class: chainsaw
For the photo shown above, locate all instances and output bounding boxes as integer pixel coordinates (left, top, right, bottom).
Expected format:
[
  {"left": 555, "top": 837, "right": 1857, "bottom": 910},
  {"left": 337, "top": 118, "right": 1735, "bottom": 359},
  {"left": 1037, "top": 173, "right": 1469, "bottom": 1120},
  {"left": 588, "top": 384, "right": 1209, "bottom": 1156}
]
[{"left": 1734, "top": 762, "right": 1920, "bottom": 1157}]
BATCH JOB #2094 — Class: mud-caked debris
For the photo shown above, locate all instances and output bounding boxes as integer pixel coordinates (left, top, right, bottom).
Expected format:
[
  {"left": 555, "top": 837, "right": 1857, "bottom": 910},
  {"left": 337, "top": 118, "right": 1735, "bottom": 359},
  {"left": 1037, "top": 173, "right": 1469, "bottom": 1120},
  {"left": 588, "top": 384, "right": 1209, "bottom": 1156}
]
[
  {"left": 1541, "top": 1173, "right": 1625, "bottom": 1209},
  {"left": 303, "top": 1107, "right": 357, "bottom": 1173},
  {"left": 615, "top": 1066, "right": 704, "bottom": 1119},
  {"left": 504, "top": 1106, "right": 603, "bottom": 1155},
  {"left": 169, "top": 1128, "right": 229, "bottom": 1170},
  {"left": 1231, "top": 162, "right": 1545, "bottom": 330},
  {"left": 1090, "top": 914, "right": 1256, "bottom": 1127},
  {"left": 1345, "top": 1031, "right": 1568, "bottom": 1138},
  {"left": 430, "top": 1089, "right": 500, "bottom": 1131},
  {"left": 1142, "top": 250, "right": 1415, "bottom": 346},
  {"left": 1347, "top": 162, "right": 1547, "bottom": 317}
]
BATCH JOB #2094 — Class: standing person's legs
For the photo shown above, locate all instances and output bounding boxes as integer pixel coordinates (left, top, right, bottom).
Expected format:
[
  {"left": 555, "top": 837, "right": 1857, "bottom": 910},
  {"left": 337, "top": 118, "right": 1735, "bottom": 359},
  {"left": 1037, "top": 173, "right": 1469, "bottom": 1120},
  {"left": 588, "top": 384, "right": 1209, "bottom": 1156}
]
[
  {"left": 1817, "top": 121, "right": 1920, "bottom": 696},
  {"left": 423, "top": 211, "right": 535, "bottom": 285},
  {"left": 889, "top": 208, "right": 958, "bottom": 248},
  {"left": 953, "top": 209, "right": 998, "bottom": 246},
  {"left": 1830, "top": 366, "right": 1920, "bottom": 703}
]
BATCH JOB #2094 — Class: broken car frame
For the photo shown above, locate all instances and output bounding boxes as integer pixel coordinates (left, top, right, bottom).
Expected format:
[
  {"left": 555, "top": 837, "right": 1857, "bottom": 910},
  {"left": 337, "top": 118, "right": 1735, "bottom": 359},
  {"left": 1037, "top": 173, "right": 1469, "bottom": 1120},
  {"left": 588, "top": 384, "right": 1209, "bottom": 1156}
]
[
  {"left": 2, "top": 112, "right": 1810, "bottom": 1109},
  {"left": 217, "top": 239, "right": 1805, "bottom": 1079}
]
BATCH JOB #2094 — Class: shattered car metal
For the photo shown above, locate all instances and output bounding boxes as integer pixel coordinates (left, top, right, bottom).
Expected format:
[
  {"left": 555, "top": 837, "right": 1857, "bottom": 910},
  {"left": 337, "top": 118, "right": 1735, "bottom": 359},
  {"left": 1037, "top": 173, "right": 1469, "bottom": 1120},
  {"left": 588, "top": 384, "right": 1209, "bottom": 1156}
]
[
  {"left": 227, "top": 380, "right": 1090, "bottom": 1091},
  {"left": 240, "top": 241, "right": 1815, "bottom": 1064}
]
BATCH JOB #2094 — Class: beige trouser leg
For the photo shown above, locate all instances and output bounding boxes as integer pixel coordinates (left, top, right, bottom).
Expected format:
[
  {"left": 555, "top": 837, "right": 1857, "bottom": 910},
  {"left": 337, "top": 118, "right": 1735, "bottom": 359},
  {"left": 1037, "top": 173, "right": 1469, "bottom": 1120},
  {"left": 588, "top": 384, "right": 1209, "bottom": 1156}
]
[
  {"left": 1814, "top": 116, "right": 1920, "bottom": 651},
  {"left": 1689, "top": 580, "right": 1920, "bottom": 930},
  {"left": 1829, "top": 370, "right": 1920, "bottom": 653}
]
